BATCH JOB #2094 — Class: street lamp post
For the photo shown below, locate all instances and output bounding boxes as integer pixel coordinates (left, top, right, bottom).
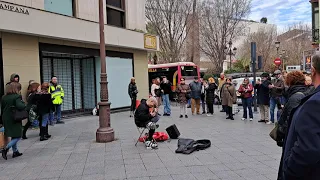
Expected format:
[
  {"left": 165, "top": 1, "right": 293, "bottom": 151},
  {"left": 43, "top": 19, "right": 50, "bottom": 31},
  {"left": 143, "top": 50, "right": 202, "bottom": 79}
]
[
  {"left": 96, "top": 0, "right": 114, "bottom": 143},
  {"left": 281, "top": 49, "right": 286, "bottom": 71},
  {"left": 275, "top": 41, "right": 280, "bottom": 69},
  {"left": 225, "top": 41, "right": 237, "bottom": 71}
]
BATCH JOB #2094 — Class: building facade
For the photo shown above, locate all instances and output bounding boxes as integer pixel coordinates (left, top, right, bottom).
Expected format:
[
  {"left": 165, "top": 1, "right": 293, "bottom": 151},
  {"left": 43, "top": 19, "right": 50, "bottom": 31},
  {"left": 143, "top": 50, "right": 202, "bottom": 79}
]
[
  {"left": 311, "top": 0, "right": 319, "bottom": 43},
  {"left": 0, "top": 0, "right": 158, "bottom": 114}
]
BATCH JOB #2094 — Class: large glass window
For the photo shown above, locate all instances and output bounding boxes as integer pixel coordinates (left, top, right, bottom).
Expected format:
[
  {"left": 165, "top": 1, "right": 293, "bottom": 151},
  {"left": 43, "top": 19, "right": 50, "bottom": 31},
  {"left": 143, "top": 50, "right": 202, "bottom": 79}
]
[
  {"left": 44, "top": 0, "right": 75, "bottom": 16},
  {"left": 106, "top": 0, "right": 125, "bottom": 28},
  {"left": 181, "top": 66, "right": 198, "bottom": 77}
]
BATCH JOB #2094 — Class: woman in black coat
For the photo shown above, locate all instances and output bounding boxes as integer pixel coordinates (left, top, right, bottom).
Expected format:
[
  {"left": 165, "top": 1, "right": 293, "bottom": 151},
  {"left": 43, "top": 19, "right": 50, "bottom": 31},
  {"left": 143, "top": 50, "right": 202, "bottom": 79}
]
[
  {"left": 276, "top": 71, "right": 309, "bottom": 180},
  {"left": 128, "top": 77, "right": 138, "bottom": 117},
  {"left": 205, "top": 78, "right": 218, "bottom": 116}
]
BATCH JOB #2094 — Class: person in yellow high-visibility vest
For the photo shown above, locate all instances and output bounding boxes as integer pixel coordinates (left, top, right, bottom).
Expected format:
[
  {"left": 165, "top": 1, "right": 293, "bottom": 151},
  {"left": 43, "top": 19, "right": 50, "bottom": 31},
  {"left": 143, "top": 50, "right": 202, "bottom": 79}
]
[{"left": 48, "top": 76, "right": 65, "bottom": 124}]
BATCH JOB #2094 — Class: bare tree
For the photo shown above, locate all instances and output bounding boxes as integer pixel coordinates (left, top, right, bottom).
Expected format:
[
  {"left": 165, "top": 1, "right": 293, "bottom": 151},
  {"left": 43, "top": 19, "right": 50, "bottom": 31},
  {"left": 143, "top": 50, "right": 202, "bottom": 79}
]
[
  {"left": 199, "top": 0, "right": 251, "bottom": 73},
  {"left": 279, "top": 23, "right": 312, "bottom": 67},
  {"left": 239, "top": 26, "right": 278, "bottom": 71},
  {"left": 145, "top": 0, "right": 194, "bottom": 63}
]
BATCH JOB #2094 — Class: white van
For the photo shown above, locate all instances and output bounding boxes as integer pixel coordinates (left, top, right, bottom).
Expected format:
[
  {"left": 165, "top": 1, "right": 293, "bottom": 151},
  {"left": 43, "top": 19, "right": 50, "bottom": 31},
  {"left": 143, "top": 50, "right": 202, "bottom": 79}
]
[{"left": 286, "top": 65, "right": 301, "bottom": 73}]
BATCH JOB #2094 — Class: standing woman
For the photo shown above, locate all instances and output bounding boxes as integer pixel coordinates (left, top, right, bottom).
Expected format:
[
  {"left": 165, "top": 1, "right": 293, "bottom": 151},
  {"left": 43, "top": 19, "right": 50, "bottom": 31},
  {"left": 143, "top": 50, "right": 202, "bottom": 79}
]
[
  {"left": 238, "top": 78, "right": 254, "bottom": 121},
  {"left": 222, "top": 78, "right": 237, "bottom": 120},
  {"left": 34, "top": 82, "right": 54, "bottom": 141},
  {"left": 23, "top": 82, "right": 40, "bottom": 139},
  {"left": 176, "top": 78, "right": 191, "bottom": 118},
  {"left": 128, "top": 77, "right": 138, "bottom": 117},
  {"left": 206, "top": 78, "right": 218, "bottom": 116},
  {"left": 1, "top": 82, "right": 25, "bottom": 160}
]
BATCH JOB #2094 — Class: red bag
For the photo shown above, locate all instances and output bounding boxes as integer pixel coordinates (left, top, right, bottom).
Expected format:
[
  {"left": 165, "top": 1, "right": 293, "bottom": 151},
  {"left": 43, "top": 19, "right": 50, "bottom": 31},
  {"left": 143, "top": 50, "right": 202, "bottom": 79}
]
[{"left": 138, "top": 132, "right": 169, "bottom": 142}]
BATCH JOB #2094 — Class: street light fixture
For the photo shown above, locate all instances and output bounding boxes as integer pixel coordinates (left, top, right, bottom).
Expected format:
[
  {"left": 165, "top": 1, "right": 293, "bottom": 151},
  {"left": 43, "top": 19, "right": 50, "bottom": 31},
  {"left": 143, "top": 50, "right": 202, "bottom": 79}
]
[
  {"left": 225, "top": 41, "right": 237, "bottom": 71},
  {"left": 96, "top": 0, "right": 114, "bottom": 143},
  {"left": 275, "top": 41, "right": 280, "bottom": 55}
]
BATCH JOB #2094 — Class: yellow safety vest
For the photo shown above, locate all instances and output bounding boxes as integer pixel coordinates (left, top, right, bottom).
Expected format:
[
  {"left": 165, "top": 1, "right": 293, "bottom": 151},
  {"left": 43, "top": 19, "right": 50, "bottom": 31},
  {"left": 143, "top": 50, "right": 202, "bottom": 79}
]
[{"left": 49, "top": 85, "right": 64, "bottom": 105}]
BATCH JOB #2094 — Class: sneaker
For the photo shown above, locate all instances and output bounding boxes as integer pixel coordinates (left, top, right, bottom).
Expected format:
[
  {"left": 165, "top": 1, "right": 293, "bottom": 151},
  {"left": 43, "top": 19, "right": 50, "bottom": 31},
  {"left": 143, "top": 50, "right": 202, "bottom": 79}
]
[
  {"left": 266, "top": 121, "right": 272, "bottom": 125},
  {"left": 249, "top": 118, "right": 253, "bottom": 121},
  {"left": 145, "top": 141, "right": 158, "bottom": 149},
  {"left": 179, "top": 115, "right": 183, "bottom": 118},
  {"left": 207, "top": 114, "right": 213, "bottom": 117},
  {"left": 185, "top": 115, "right": 188, "bottom": 118},
  {"left": 241, "top": 118, "right": 246, "bottom": 121},
  {"left": 56, "top": 121, "right": 65, "bottom": 124}
]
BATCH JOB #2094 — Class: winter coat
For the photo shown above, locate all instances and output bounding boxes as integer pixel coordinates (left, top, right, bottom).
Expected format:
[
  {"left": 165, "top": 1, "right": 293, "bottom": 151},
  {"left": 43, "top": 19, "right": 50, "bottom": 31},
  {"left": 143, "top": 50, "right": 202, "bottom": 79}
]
[
  {"left": 160, "top": 81, "right": 172, "bottom": 95},
  {"left": 1, "top": 94, "right": 26, "bottom": 138},
  {"left": 238, "top": 83, "right": 253, "bottom": 99},
  {"left": 205, "top": 83, "right": 218, "bottom": 104},
  {"left": 189, "top": 81, "right": 202, "bottom": 99},
  {"left": 176, "top": 84, "right": 191, "bottom": 104},
  {"left": 33, "top": 93, "right": 54, "bottom": 115},
  {"left": 221, "top": 83, "right": 237, "bottom": 107},
  {"left": 270, "top": 78, "right": 285, "bottom": 98},
  {"left": 282, "top": 86, "right": 320, "bottom": 180},
  {"left": 255, "top": 80, "right": 271, "bottom": 105},
  {"left": 26, "top": 93, "right": 36, "bottom": 112},
  {"left": 134, "top": 99, "right": 152, "bottom": 127},
  {"left": 128, "top": 83, "right": 138, "bottom": 98}
]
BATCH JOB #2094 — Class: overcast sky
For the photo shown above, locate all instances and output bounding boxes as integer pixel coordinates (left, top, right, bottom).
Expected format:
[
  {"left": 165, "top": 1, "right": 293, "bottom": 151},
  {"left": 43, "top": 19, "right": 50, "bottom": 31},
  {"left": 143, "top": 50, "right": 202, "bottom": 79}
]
[{"left": 249, "top": 0, "right": 312, "bottom": 32}]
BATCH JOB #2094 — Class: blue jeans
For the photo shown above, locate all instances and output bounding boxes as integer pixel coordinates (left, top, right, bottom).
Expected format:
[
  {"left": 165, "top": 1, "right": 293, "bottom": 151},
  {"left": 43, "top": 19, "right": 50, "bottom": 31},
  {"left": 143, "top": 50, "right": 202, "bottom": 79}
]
[
  {"left": 270, "top": 97, "right": 284, "bottom": 123},
  {"left": 42, "top": 113, "right": 49, "bottom": 127},
  {"left": 6, "top": 138, "right": 20, "bottom": 152},
  {"left": 162, "top": 94, "right": 171, "bottom": 115},
  {"left": 49, "top": 104, "right": 62, "bottom": 122},
  {"left": 32, "top": 119, "right": 39, "bottom": 128},
  {"left": 242, "top": 97, "right": 253, "bottom": 119}
]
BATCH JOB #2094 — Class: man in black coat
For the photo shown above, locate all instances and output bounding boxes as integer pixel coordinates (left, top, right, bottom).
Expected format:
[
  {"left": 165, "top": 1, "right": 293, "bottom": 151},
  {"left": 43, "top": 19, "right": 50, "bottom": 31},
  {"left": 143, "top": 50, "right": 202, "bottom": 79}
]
[
  {"left": 254, "top": 73, "right": 271, "bottom": 123},
  {"left": 134, "top": 98, "right": 159, "bottom": 149},
  {"left": 281, "top": 55, "right": 320, "bottom": 180}
]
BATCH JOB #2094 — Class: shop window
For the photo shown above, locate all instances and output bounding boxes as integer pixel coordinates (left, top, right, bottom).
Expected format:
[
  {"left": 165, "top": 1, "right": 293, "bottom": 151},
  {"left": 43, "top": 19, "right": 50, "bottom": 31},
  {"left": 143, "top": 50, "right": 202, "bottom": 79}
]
[
  {"left": 44, "top": 0, "right": 75, "bottom": 17},
  {"left": 106, "top": 0, "right": 125, "bottom": 28}
]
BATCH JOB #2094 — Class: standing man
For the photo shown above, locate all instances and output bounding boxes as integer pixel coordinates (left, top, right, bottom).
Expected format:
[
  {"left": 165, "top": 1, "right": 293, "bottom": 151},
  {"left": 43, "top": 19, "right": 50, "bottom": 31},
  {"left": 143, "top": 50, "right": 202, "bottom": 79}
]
[
  {"left": 254, "top": 73, "right": 271, "bottom": 123},
  {"left": 189, "top": 77, "right": 202, "bottom": 115},
  {"left": 268, "top": 70, "right": 285, "bottom": 124},
  {"left": 49, "top": 76, "right": 65, "bottom": 124},
  {"left": 160, "top": 76, "right": 172, "bottom": 116},
  {"left": 281, "top": 55, "right": 320, "bottom": 180},
  {"left": 218, "top": 73, "right": 226, "bottom": 112}
]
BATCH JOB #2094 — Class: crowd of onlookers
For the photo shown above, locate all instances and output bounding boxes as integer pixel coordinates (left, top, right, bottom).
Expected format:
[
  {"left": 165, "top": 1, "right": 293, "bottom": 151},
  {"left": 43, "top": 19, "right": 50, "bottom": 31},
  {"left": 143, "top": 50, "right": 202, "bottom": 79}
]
[
  {"left": 0, "top": 75, "right": 65, "bottom": 160},
  {"left": 131, "top": 54, "right": 320, "bottom": 179}
]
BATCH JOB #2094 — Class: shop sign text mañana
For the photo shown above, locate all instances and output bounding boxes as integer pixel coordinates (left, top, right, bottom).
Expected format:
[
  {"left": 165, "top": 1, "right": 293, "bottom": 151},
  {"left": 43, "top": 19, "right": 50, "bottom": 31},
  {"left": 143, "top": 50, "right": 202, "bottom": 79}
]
[{"left": 0, "top": 3, "right": 30, "bottom": 15}]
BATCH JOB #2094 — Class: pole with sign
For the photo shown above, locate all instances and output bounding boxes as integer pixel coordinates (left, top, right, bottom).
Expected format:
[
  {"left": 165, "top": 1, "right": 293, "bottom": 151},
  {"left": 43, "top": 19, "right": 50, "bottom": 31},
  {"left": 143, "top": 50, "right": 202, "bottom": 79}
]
[{"left": 274, "top": 57, "right": 282, "bottom": 69}]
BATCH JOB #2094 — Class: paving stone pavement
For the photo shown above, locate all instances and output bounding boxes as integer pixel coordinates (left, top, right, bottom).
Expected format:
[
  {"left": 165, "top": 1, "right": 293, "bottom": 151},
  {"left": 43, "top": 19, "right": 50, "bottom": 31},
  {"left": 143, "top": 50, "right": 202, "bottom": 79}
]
[{"left": 0, "top": 105, "right": 281, "bottom": 180}]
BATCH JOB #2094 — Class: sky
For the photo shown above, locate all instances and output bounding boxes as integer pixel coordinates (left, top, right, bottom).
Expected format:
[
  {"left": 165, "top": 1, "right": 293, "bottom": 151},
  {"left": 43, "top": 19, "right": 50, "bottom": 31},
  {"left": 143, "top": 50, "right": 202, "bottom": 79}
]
[{"left": 249, "top": 0, "right": 312, "bottom": 32}]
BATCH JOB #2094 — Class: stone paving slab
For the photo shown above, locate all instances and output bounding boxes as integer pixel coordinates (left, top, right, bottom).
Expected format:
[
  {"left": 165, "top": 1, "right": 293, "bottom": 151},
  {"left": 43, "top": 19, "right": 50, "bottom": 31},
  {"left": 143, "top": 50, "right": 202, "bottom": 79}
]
[{"left": 0, "top": 106, "right": 281, "bottom": 180}]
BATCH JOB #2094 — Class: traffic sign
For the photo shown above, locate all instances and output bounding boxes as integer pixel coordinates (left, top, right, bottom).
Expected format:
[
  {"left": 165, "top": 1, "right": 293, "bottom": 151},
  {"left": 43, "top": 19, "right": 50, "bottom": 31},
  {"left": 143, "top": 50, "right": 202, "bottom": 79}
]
[{"left": 274, "top": 57, "right": 282, "bottom": 66}]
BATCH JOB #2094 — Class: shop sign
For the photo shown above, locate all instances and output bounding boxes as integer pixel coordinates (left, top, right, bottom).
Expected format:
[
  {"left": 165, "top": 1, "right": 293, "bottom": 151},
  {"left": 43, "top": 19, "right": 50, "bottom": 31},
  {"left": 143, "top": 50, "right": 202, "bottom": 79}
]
[
  {"left": 144, "top": 34, "right": 157, "bottom": 50},
  {"left": 148, "top": 68, "right": 157, "bottom": 72},
  {"left": 0, "top": 2, "right": 30, "bottom": 15}
]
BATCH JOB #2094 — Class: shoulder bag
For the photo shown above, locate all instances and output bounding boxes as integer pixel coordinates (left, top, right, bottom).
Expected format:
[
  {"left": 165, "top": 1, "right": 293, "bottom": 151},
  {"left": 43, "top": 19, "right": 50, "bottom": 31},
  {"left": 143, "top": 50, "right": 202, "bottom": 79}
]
[{"left": 11, "top": 106, "right": 28, "bottom": 123}]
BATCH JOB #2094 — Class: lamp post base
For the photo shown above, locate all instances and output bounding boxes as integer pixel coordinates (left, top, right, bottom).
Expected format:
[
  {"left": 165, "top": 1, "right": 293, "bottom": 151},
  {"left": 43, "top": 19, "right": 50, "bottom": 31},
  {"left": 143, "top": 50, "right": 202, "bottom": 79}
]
[{"left": 96, "top": 127, "right": 114, "bottom": 143}]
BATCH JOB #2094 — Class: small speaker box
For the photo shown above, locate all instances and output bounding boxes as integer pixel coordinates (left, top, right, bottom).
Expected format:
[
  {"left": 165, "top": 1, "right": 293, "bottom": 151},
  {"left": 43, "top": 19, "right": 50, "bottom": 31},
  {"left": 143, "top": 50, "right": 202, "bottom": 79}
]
[{"left": 166, "top": 124, "right": 180, "bottom": 139}]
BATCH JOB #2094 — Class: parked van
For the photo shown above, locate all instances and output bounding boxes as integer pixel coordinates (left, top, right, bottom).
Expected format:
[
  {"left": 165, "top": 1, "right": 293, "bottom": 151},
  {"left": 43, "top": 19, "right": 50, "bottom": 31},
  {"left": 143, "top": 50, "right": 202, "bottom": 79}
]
[{"left": 286, "top": 65, "right": 301, "bottom": 73}]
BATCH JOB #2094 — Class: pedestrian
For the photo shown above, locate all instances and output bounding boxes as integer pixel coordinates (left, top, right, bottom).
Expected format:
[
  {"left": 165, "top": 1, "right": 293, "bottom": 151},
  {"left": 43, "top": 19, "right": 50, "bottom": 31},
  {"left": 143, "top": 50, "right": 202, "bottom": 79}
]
[
  {"left": 280, "top": 55, "right": 320, "bottom": 180},
  {"left": 218, "top": 73, "right": 226, "bottom": 112},
  {"left": 201, "top": 80, "right": 207, "bottom": 114},
  {"left": 34, "top": 82, "right": 54, "bottom": 141},
  {"left": 22, "top": 82, "right": 40, "bottom": 139},
  {"left": 255, "top": 73, "right": 271, "bottom": 123},
  {"left": 268, "top": 70, "right": 285, "bottom": 124},
  {"left": 5, "top": 73, "right": 20, "bottom": 86},
  {"left": 238, "top": 78, "right": 254, "bottom": 121},
  {"left": 128, "top": 77, "right": 138, "bottom": 117},
  {"left": 276, "top": 71, "right": 309, "bottom": 180},
  {"left": 49, "top": 76, "right": 65, "bottom": 124},
  {"left": 176, "top": 78, "right": 191, "bottom": 118},
  {"left": 222, "top": 78, "right": 237, "bottom": 120},
  {"left": 205, "top": 78, "right": 218, "bottom": 116},
  {"left": 1, "top": 82, "right": 25, "bottom": 160},
  {"left": 160, "top": 76, "right": 172, "bottom": 116},
  {"left": 189, "top": 77, "right": 202, "bottom": 115}
]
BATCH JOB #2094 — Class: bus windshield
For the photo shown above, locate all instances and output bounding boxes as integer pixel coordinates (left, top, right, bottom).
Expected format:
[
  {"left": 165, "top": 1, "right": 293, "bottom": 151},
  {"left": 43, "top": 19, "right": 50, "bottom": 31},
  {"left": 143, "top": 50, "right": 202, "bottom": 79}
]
[{"left": 181, "top": 66, "right": 198, "bottom": 77}]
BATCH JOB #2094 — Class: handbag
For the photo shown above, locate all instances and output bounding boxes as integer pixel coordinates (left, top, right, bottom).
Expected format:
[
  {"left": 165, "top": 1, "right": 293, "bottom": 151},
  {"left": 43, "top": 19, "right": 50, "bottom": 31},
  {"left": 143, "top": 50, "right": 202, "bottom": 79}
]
[
  {"left": 269, "top": 122, "right": 279, "bottom": 141},
  {"left": 11, "top": 106, "right": 28, "bottom": 123}
]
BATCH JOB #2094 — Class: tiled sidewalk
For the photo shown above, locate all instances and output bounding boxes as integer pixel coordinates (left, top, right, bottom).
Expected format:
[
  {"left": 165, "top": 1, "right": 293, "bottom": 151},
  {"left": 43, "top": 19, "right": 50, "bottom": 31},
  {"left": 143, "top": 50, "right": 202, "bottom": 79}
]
[{"left": 0, "top": 106, "right": 281, "bottom": 180}]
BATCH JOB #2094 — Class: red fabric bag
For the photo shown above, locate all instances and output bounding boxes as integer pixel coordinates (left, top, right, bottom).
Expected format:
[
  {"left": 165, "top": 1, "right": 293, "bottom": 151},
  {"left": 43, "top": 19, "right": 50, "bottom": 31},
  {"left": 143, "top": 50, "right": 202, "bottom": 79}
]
[{"left": 138, "top": 132, "right": 169, "bottom": 142}]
